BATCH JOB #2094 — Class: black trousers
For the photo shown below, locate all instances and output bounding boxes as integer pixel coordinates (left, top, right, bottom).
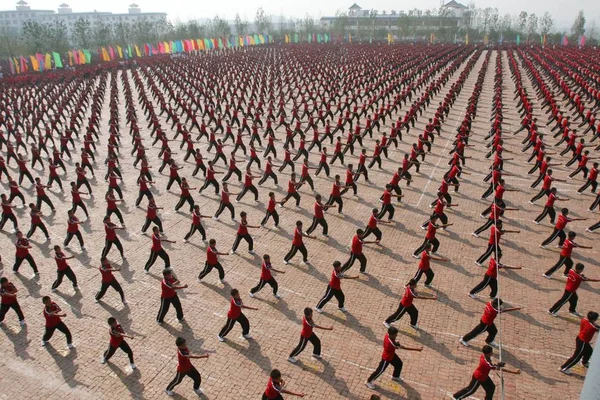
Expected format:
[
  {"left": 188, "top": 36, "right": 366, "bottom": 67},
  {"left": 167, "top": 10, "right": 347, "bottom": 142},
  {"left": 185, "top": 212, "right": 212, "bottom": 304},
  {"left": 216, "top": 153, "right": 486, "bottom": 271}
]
[
  {"left": 306, "top": 217, "right": 328, "bottom": 235},
  {"left": 157, "top": 295, "right": 183, "bottom": 322},
  {"left": 0, "top": 213, "right": 18, "bottom": 230},
  {"left": 326, "top": 195, "right": 343, "bottom": 213},
  {"left": 27, "top": 222, "right": 49, "bottom": 239},
  {"left": 135, "top": 189, "right": 153, "bottom": 207},
  {"left": 561, "top": 337, "right": 593, "bottom": 370},
  {"left": 462, "top": 321, "right": 497, "bottom": 343},
  {"left": 535, "top": 206, "right": 556, "bottom": 224},
  {"left": 166, "top": 366, "right": 201, "bottom": 391},
  {"left": 474, "top": 219, "right": 495, "bottom": 236},
  {"left": 378, "top": 203, "right": 395, "bottom": 220},
  {"left": 454, "top": 376, "right": 495, "bottom": 400},
  {"left": 232, "top": 234, "right": 253, "bottom": 252},
  {"left": 13, "top": 254, "right": 38, "bottom": 273},
  {"left": 316, "top": 285, "right": 344, "bottom": 309},
  {"left": 175, "top": 195, "right": 194, "bottom": 212},
  {"left": 414, "top": 238, "right": 439, "bottom": 256},
  {"left": 385, "top": 304, "right": 418, "bottom": 325},
  {"left": 258, "top": 171, "right": 278, "bottom": 185},
  {"left": 315, "top": 161, "right": 330, "bottom": 176},
  {"left": 362, "top": 226, "right": 382, "bottom": 241},
  {"left": 43, "top": 321, "right": 72, "bottom": 344},
  {"left": 199, "top": 178, "right": 219, "bottom": 195},
  {"left": 142, "top": 217, "right": 164, "bottom": 233},
  {"left": 64, "top": 230, "right": 84, "bottom": 247},
  {"left": 198, "top": 262, "right": 225, "bottom": 280},
  {"left": 260, "top": 210, "right": 279, "bottom": 226},
  {"left": 367, "top": 355, "right": 403, "bottom": 382},
  {"left": 250, "top": 277, "right": 278, "bottom": 295},
  {"left": 299, "top": 174, "right": 314, "bottom": 190},
  {"left": 52, "top": 268, "right": 78, "bottom": 290},
  {"left": 531, "top": 188, "right": 550, "bottom": 203},
  {"left": 541, "top": 228, "right": 566, "bottom": 247},
  {"left": 219, "top": 313, "right": 249, "bottom": 337},
  {"left": 281, "top": 192, "right": 301, "bottom": 207},
  {"left": 341, "top": 252, "right": 367, "bottom": 273},
  {"left": 104, "top": 340, "right": 134, "bottom": 363},
  {"left": 145, "top": 249, "right": 170, "bottom": 271},
  {"left": 102, "top": 238, "right": 124, "bottom": 259},
  {"left": 0, "top": 302, "right": 24, "bottom": 322},
  {"left": 289, "top": 333, "right": 321, "bottom": 358},
  {"left": 36, "top": 195, "right": 55, "bottom": 211},
  {"left": 184, "top": 223, "right": 206, "bottom": 241},
  {"left": 476, "top": 244, "right": 502, "bottom": 264},
  {"left": 96, "top": 279, "right": 125, "bottom": 301},
  {"left": 545, "top": 255, "right": 573, "bottom": 276},
  {"left": 236, "top": 185, "right": 259, "bottom": 202},
  {"left": 413, "top": 269, "right": 434, "bottom": 285},
  {"left": 469, "top": 275, "right": 497, "bottom": 298},
  {"left": 284, "top": 244, "right": 308, "bottom": 262},
  {"left": 106, "top": 208, "right": 124, "bottom": 224},
  {"left": 549, "top": 290, "right": 578, "bottom": 313},
  {"left": 579, "top": 179, "right": 598, "bottom": 194}
]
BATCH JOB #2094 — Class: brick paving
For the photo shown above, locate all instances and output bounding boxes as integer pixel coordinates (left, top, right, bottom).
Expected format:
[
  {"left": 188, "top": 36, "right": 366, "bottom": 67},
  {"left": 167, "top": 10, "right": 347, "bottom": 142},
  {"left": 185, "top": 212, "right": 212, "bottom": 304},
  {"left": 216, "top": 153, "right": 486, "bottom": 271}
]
[{"left": 0, "top": 47, "right": 597, "bottom": 400}]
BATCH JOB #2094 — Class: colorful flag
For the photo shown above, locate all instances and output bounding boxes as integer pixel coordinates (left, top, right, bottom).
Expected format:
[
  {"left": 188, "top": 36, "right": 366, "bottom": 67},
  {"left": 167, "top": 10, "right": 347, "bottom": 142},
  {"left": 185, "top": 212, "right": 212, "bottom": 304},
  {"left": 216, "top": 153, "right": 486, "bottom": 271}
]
[
  {"left": 8, "top": 57, "right": 15, "bottom": 74},
  {"left": 83, "top": 50, "right": 91, "bottom": 64},
  {"left": 20, "top": 56, "right": 28, "bottom": 73},
  {"left": 44, "top": 53, "right": 51, "bottom": 70},
  {"left": 135, "top": 45, "right": 142, "bottom": 57},
  {"left": 516, "top": 34, "right": 520, "bottom": 46},
  {"left": 579, "top": 35, "right": 586, "bottom": 46},
  {"left": 117, "top": 46, "right": 123, "bottom": 59},
  {"left": 30, "top": 55, "right": 39, "bottom": 72},
  {"left": 101, "top": 47, "right": 110, "bottom": 61},
  {"left": 465, "top": 33, "right": 469, "bottom": 45}
]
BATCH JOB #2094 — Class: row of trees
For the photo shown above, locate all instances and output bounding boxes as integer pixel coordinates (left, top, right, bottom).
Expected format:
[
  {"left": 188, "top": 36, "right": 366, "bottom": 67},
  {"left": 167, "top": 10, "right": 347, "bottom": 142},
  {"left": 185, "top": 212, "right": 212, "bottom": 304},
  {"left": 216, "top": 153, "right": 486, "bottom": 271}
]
[{"left": 0, "top": 6, "right": 596, "bottom": 57}]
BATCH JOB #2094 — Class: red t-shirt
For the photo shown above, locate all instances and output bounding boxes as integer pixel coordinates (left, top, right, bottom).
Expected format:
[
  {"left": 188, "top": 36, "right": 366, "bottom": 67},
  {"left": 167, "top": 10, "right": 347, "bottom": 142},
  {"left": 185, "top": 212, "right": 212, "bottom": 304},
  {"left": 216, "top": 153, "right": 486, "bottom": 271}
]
[
  {"left": 555, "top": 214, "right": 570, "bottom": 230},
  {"left": 105, "top": 223, "right": 117, "bottom": 241},
  {"left": 473, "top": 354, "right": 494, "bottom": 382},
  {"left": 314, "top": 201, "right": 324, "bottom": 219},
  {"left": 400, "top": 285, "right": 416, "bottom": 307},
  {"left": 207, "top": 246, "right": 218, "bottom": 265},
  {"left": 264, "top": 378, "right": 282, "bottom": 399},
  {"left": 425, "top": 222, "right": 437, "bottom": 240},
  {"left": 300, "top": 316, "right": 314, "bottom": 338},
  {"left": 485, "top": 258, "right": 500, "bottom": 279},
  {"left": 260, "top": 262, "right": 273, "bottom": 280},
  {"left": 43, "top": 302, "right": 62, "bottom": 327},
  {"left": 100, "top": 264, "right": 114, "bottom": 283},
  {"left": 565, "top": 269, "right": 583, "bottom": 293},
  {"left": 329, "top": 270, "right": 342, "bottom": 290},
  {"left": 55, "top": 253, "right": 69, "bottom": 271},
  {"left": 109, "top": 324, "right": 125, "bottom": 347},
  {"left": 15, "top": 238, "right": 29, "bottom": 257},
  {"left": 381, "top": 333, "right": 398, "bottom": 362},
  {"left": 578, "top": 318, "right": 599, "bottom": 343},
  {"left": 237, "top": 221, "right": 248, "bottom": 236},
  {"left": 488, "top": 226, "right": 503, "bottom": 245},
  {"left": 292, "top": 228, "right": 303, "bottom": 246},
  {"left": 151, "top": 234, "right": 162, "bottom": 251},
  {"left": 227, "top": 297, "right": 242, "bottom": 319},
  {"left": 481, "top": 301, "right": 499, "bottom": 325},
  {"left": 0, "top": 283, "right": 17, "bottom": 305},
  {"left": 161, "top": 277, "right": 177, "bottom": 299},
  {"left": 287, "top": 180, "right": 297, "bottom": 194},
  {"left": 419, "top": 251, "right": 430, "bottom": 271},
  {"left": 351, "top": 235, "right": 363, "bottom": 255},
  {"left": 560, "top": 239, "right": 575, "bottom": 257},
  {"left": 176, "top": 347, "right": 193, "bottom": 373}
]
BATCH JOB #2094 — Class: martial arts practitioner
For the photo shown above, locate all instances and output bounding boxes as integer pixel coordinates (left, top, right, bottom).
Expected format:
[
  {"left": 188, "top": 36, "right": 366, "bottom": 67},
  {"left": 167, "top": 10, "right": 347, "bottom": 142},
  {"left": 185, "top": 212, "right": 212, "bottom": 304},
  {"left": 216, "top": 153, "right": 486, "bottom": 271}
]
[
  {"left": 315, "top": 261, "right": 359, "bottom": 313},
  {"left": 288, "top": 307, "right": 333, "bottom": 363},
  {"left": 559, "top": 311, "right": 599, "bottom": 375},
  {"left": 217, "top": 289, "right": 258, "bottom": 341},
  {"left": 543, "top": 231, "right": 591, "bottom": 277},
  {"left": 0, "top": 277, "right": 25, "bottom": 326},
  {"left": 101, "top": 317, "right": 136, "bottom": 370},
  {"left": 165, "top": 337, "right": 209, "bottom": 396},
  {"left": 469, "top": 257, "right": 521, "bottom": 299},
  {"left": 548, "top": 263, "right": 599, "bottom": 317},
  {"left": 383, "top": 279, "right": 437, "bottom": 329},
  {"left": 249, "top": 254, "right": 284, "bottom": 298},
  {"left": 262, "top": 369, "right": 306, "bottom": 399},
  {"left": 412, "top": 242, "right": 448, "bottom": 287},
  {"left": 460, "top": 298, "right": 521, "bottom": 347},
  {"left": 41, "top": 295, "right": 74, "bottom": 349}
]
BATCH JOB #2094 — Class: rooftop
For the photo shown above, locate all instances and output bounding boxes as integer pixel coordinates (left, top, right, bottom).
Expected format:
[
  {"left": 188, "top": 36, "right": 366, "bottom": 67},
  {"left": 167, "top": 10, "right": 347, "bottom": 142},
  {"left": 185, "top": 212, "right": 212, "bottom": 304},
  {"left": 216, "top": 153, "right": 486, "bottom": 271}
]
[{"left": 443, "top": 1, "right": 467, "bottom": 9}]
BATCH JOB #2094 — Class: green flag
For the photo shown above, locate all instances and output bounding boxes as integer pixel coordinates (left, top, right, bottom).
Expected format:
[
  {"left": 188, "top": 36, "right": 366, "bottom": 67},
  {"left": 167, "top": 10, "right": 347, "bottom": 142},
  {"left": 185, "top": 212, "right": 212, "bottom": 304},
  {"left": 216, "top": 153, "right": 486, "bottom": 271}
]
[
  {"left": 83, "top": 49, "right": 91, "bottom": 63},
  {"left": 52, "top": 52, "right": 62, "bottom": 68}
]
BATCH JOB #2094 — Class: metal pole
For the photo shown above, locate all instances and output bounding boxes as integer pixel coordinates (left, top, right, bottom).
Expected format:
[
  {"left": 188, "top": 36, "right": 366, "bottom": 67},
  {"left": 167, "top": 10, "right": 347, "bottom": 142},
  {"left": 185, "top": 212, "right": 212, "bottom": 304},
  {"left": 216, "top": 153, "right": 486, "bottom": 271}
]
[{"left": 580, "top": 342, "right": 600, "bottom": 400}]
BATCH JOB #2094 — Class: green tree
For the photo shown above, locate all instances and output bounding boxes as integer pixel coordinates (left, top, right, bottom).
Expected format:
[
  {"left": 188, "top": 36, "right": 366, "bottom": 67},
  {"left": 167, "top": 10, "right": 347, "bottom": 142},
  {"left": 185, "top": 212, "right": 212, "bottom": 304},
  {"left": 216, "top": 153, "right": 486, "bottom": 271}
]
[
  {"left": 208, "top": 15, "right": 231, "bottom": 37},
  {"left": 254, "top": 7, "right": 272, "bottom": 34},
  {"left": 234, "top": 13, "right": 249, "bottom": 35},
  {"left": 72, "top": 18, "right": 91, "bottom": 48},
  {"left": 93, "top": 21, "right": 113, "bottom": 47},
  {"left": 21, "top": 20, "right": 46, "bottom": 53},
  {"left": 539, "top": 12, "right": 553, "bottom": 38},
  {"left": 517, "top": 11, "right": 528, "bottom": 35},
  {"left": 332, "top": 11, "right": 349, "bottom": 37},
  {"left": 571, "top": 10, "right": 585, "bottom": 37},
  {"left": 526, "top": 13, "right": 538, "bottom": 42}
]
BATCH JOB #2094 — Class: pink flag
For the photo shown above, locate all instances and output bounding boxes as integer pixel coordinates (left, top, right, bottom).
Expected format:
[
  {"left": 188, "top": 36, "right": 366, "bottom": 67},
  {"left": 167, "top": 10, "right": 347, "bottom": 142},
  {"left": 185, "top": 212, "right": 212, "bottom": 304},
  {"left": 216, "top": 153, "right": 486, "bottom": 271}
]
[{"left": 109, "top": 46, "right": 115, "bottom": 60}]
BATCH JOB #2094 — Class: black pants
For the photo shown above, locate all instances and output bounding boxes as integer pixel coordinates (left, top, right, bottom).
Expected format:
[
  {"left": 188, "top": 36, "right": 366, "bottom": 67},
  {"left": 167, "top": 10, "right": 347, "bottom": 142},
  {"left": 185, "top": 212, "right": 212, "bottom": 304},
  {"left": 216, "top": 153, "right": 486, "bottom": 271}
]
[
  {"left": 27, "top": 222, "right": 49, "bottom": 239},
  {"left": 107, "top": 208, "right": 124, "bottom": 224},
  {"left": 385, "top": 304, "right": 418, "bottom": 326},
  {"left": 184, "top": 223, "right": 206, "bottom": 241},
  {"left": 214, "top": 202, "right": 235, "bottom": 219},
  {"left": 9, "top": 192, "right": 26, "bottom": 206},
  {"left": 531, "top": 188, "right": 550, "bottom": 203},
  {"left": 0, "top": 302, "right": 24, "bottom": 322},
  {"left": 232, "top": 234, "right": 253, "bottom": 252},
  {"left": 378, "top": 204, "right": 394, "bottom": 220},
  {"left": 43, "top": 321, "right": 72, "bottom": 344},
  {"left": 250, "top": 278, "right": 278, "bottom": 295},
  {"left": 476, "top": 244, "right": 502, "bottom": 264},
  {"left": 104, "top": 340, "right": 134, "bottom": 363},
  {"left": 541, "top": 228, "right": 566, "bottom": 247},
  {"left": 236, "top": 185, "right": 259, "bottom": 202},
  {"left": 166, "top": 366, "right": 201, "bottom": 391},
  {"left": 52, "top": 268, "right": 78, "bottom": 290},
  {"left": 72, "top": 201, "right": 89, "bottom": 217},
  {"left": 157, "top": 295, "right": 183, "bottom": 322},
  {"left": 413, "top": 269, "right": 434, "bottom": 285},
  {"left": 96, "top": 279, "right": 125, "bottom": 301},
  {"left": 421, "top": 212, "right": 447, "bottom": 228},
  {"left": 326, "top": 195, "right": 343, "bottom": 213},
  {"left": 590, "top": 193, "right": 600, "bottom": 211},
  {"left": 284, "top": 244, "right": 308, "bottom": 263},
  {"left": 474, "top": 219, "right": 495, "bottom": 236},
  {"left": 340, "top": 182, "right": 357, "bottom": 196},
  {"left": 315, "top": 161, "right": 330, "bottom": 177},
  {"left": 316, "top": 285, "right": 344, "bottom": 309},
  {"left": 462, "top": 321, "right": 497, "bottom": 343},
  {"left": 199, "top": 178, "right": 219, "bottom": 195},
  {"left": 281, "top": 192, "right": 301, "bottom": 207},
  {"left": 198, "top": 262, "right": 225, "bottom": 280},
  {"left": 561, "top": 337, "right": 593, "bottom": 370},
  {"left": 341, "top": 252, "right": 367, "bottom": 273},
  {"left": 13, "top": 254, "right": 38, "bottom": 273},
  {"left": 306, "top": 217, "right": 328, "bottom": 235},
  {"left": 414, "top": 238, "right": 439, "bottom": 256},
  {"left": 102, "top": 238, "right": 124, "bottom": 259},
  {"left": 0, "top": 213, "right": 18, "bottom": 230},
  {"left": 299, "top": 174, "right": 314, "bottom": 190},
  {"left": 64, "top": 230, "right": 84, "bottom": 247},
  {"left": 262, "top": 394, "right": 283, "bottom": 400},
  {"left": 545, "top": 255, "right": 573, "bottom": 276},
  {"left": 135, "top": 189, "right": 153, "bottom": 207},
  {"left": 579, "top": 179, "right": 598, "bottom": 193},
  {"left": 535, "top": 206, "right": 556, "bottom": 224},
  {"left": 258, "top": 172, "right": 278, "bottom": 186},
  {"left": 219, "top": 313, "right": 249, "bottom": 337},
  {"left": 260, "top": 210, "right": 279, "bottom": 226},
  {"left": 362, "top": 226, "right": 381, "bottom": 241},
  {"left": 175, "top": 195, "right": 194, "bottom": 212},
  {"left": 222, "top": 168, "right": 242, "bottom": 182},
  {"left": 549, "top": 290, "right": 578, "bottom": 313},
  {"left": 142, "top": 217, "right": 164, "bottom": 233},
  {"left": 289, "top": 333, "right": 321, "bottom": 358},
  {"left": 36, "top": 195, "right": 55, "bottom": 211},
  {"left": 469, "top": 275, "right": 497, "bottom": 298},
  {"left": 454, "top": 376, "right": 495, "bottom": 400},
  {"left": 145, "top": 249, "right": 170, "bottom": 271},
  {"left": 367, "top": 355, "right": 403, "bottom": 382}
]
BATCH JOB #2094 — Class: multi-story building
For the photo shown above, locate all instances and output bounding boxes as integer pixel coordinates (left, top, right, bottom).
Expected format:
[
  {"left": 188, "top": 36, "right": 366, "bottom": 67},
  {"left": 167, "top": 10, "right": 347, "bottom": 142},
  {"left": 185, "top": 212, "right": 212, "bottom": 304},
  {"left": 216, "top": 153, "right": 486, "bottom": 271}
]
[{"left": 0, "top": 1, "right": 167, "bottom": 34}]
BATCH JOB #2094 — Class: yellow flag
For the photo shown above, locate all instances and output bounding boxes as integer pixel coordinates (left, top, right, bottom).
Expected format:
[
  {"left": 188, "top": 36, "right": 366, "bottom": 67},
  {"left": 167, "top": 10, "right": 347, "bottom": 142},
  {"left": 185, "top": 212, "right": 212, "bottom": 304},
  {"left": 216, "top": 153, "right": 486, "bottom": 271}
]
[
  {"left": 164, "top": 42, "right": 170, "bottom": 53},
  {"left": 349, "top": 33, "right": 352, "bottom": 43},
  {"left": 101, "top": 48, "right": 110, "bottom": 62},
  {"left": 134, "top": 45, "right": 141, "bottom": 57},
  {"left": 68, "top": 51, "right": 73, "bottom": 66},
  {"left": 117, "top": 46, "right": 123, "bottom": 59},
  {"left": 45, "top": 53, "right": 52, "bottom": 69},
  {"left": 465, "top": 33, "right": 469, "bottom": 45},
  {"left": 30, "top": 55, "right": 39, "bottom": 71}
]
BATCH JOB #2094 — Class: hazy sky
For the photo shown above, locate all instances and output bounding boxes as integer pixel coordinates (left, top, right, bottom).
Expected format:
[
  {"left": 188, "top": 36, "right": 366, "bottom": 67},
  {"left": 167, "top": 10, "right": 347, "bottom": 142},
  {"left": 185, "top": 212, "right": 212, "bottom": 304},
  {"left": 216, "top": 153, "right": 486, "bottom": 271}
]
[{"left": 2, "top": 0, "right": 598, "bottom": 29}]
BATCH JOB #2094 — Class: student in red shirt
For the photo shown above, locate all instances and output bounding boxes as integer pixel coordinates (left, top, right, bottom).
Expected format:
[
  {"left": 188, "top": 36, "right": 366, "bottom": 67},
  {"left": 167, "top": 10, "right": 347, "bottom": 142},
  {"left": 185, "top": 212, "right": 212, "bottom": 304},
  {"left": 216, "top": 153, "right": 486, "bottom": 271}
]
[
  {"left": 34, "top": 177, "right": 55, "bottom": 212},
  {"left": 377, "top": 184, "right": 403, "bottom": 221},
  {"left": 560, "top": 311, "right": 599, "bottom": 374},
  {"left": 214, "top": 182, "right": 238, "bottom": 220},
  {"left": 101, "top": 317, "right": 135, "bottom": 370},
  {"left": 384, "top": 279, "right": 437, "bottom": 329},
  {"left": 279, "top": 173, "right": 303, "bottom": 208},
  {"left": 361, "top": 207, "right": 391, "bottom": 242},
  {"left": 578, "top": 162, "right": 599, "bottom": 194},
  {"left": 0, "top": 193, "right": 18, "bottom": 232},
  {"left": 157, "top": 269, "right": 188, "bottom": 324},
  {"left": 544, "top": 231, "right": 592, "bottom": 277},
  {"left": 413, "top": 242, "right": 448, "bottom": 287},
  {"left": 198, "top": 161, "right": 222, "bottom": 195},
  {"left": 258, "top": 156, "right": 279, "bottom": 186},
  {"left": 249, "top": 254, "right": 284, "bottom": 298},
  {"left": 262, "top": 369, "right": 305, "bottom": 399},
  {"left": 101, "top": 215, "right": 125, "bottom": 260},
  {"left": 540, "top": 208, "right": 586, "bottom": 248},
  {"left": 534, "top": 187, "right": 569, "bottom": 224},
  {"left": 41, "top": 295, "right": 73, "bottom": 348},
  {"left": 174, "top": 177, "right": 196, "bottom": 213},
  {"left": 453, "top": 345, "right": 520, "bottom": 400},
  {"left": 95, "top": 257, "right": 126, "bottom": 304},
  {"left": 231, "top": 211, "right": 260, "bottom": 254},
  {"left": 460, "top": 298, "right": 520, "bottom": 346},
  {"left": 0, "top": 277, "right": 25, "bottom": 326},
  {"left": 469, "top": 257, "right": 521, "bottom": 299},
  {"left": 217, "top": 288, "right": 258, "bottom": 341},
  {"left": 549, "top": 263, "right": 599, "bottom": 316},
  {"left": 198, "top": 239, "right": 229, "bottom": 283},
  {"left": 288, "top": 307, "right": 333, "bottom": 363},
  {"left": 341, "top": 229, "right": 379, "bottom": 273},
  {"left": 105, "top": 188, "right": 125, "bottom": 225},
  {"left": 413, "top": 215, "right": 452, "bottom": 257},
  {"left": 283, "top": 220, "right": 315, "bottom": 265},
  {"left": 183, "top": 205, "right": 210, "bottom": 244},
  {"left": 51, "top": 245, "right": 78, "bottom": 292},
  {"left": 475, "top": 220, "right": 520, "bottom": 266},
  {"left": 260, "top": 192, "right": 280, "bottom": 227},
  {"left": 70, "top": 181, "right": 90, "bottom": 219},
  {"left": 365, "top": 327, "right": 423, "bottom": 389},
  {"left": 26, "top": 203, "right": 50, "bottom": 242},
  {"left": 315, "top": 261, "right": 359, "bottom": 313},
  {"left": 305, "top": 194, "right": 334, "bottom": 237},
  {"left": 63, "top": 209, "right": 85, "bottom": 250},
  {"left": 145, "top": 226, "right": 176, "bottom": 273},
  {"left": 13, "top": 230, "right": 38, "bottom": 274},
  {"left": 165, "top": 337, "right": 209, "bottom": 396},
  {"left": 141, "top": 198, "right": 164, "bottom": 234}
]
